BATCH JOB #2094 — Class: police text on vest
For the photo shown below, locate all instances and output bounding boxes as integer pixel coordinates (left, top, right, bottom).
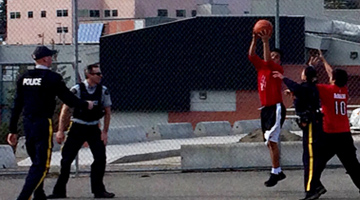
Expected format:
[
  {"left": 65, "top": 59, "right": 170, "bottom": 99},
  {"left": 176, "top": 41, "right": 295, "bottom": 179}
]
[{"left": 23, "top": 78, "right": 42, "bottom": 86}]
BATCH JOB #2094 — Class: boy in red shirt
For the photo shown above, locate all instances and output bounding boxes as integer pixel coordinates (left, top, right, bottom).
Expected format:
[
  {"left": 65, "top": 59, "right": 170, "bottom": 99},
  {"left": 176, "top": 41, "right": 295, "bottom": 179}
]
[
  {"left": 312, "top": 51, "right": 360, "bottom": 198},
  {"left": 248, "top": 30, "right": 286, "bottom": 187}
]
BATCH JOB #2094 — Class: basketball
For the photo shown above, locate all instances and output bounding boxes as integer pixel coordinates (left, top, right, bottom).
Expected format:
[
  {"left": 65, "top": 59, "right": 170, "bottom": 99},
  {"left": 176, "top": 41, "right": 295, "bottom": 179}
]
[{"left": 253, "top": 19, "right": 273, "bottom": 36}]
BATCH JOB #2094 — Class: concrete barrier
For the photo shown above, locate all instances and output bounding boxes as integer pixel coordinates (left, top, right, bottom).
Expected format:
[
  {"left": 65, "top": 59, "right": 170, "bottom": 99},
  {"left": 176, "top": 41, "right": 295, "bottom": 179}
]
[
  {"left": 146, "top": 125, "right": 162, "bottom": 140},
  {"left": 194, "top": 121, "right": 232, "bottom": 137},
  {"left": 149, "top": 123, "right": 194, "bottom": 140},
  {"left": 16, "top": 135, "right": 63, "bottom": 158},
  {"left": 15, "top": 136, "right": 28, "bottom": 158},
  {"left": 107, "top": 125, "right": 147, "bottom": 144},
  {"left": 283, "top": 118, "right": 302, "bottom": 131},
  {"left": 0, "top": 145, "right": 17, "bottom": 168},
  {"left": 233, "top": 119, "right": 300, "bottom": 134},
  {"left": 232, "top": 119, "right": 261, "bottom": 134},
  {"left": 181, "top": 141, "right": 356, "bottom": 171}
]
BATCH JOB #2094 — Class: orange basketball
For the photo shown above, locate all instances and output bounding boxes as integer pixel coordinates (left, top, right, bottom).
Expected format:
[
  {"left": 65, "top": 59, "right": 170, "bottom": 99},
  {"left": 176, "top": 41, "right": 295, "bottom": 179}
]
[{"left": 253, "top": 19, "right": 273, "bottom": 36}]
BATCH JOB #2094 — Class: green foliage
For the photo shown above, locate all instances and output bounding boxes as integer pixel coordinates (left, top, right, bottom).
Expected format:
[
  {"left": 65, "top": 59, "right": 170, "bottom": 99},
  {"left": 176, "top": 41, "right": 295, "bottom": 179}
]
[{"left": 0, "top": 66, "right": 27, "bottom": 144}]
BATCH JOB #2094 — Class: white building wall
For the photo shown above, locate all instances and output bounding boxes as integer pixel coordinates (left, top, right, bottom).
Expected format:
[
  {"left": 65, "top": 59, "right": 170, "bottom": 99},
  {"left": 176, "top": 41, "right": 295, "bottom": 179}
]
[{"left": 326, "top": 38, "right": 360, "bottom": 65}]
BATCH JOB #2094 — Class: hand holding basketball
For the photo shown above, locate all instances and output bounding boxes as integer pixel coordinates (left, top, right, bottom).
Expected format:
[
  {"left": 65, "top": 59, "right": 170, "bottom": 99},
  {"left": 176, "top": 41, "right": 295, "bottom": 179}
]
[{"left": 253, "top": 19, "right": 273, "bottom": 37}]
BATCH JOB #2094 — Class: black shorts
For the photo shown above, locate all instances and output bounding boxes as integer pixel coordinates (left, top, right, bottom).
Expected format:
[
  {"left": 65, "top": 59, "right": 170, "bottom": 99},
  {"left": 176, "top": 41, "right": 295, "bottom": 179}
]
[{"left": 260, "top": 103, "right": 286, "bottom": 143}]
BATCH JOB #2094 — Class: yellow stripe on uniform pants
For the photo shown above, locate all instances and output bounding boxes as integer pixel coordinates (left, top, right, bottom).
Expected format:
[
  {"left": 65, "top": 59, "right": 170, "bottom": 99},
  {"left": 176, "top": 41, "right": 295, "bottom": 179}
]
[
  {"left": 306, "top": 122, "right": 314, "bottom": 191},
  {"left": 29, "top": 119, "right": 53, "bottom": 200}
]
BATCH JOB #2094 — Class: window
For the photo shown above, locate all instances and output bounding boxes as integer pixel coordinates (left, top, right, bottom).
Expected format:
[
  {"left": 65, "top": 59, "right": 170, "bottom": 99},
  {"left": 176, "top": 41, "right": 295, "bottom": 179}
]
[
  {"left": 28, "top": 11, "right": 33, "bottom": 18},
  {"left": 104, "top": 10, "right": 110, "bottom": 17},
  {"left": 15, "top": 12, "right": 21, "bottom": 19},
  {"left": 10, "top": 12, "right": 15, "bottom": 19},
  {"left": 57, "top": 27, "right": 69, "bottom": 33},
  {"left": 90, "top": 10, "right": 100, "bottom": 17},
  {"left": 41, "top": 11, "right": 46, "bottom": 18},
  {"left": 191, "top": 10, "right": 197, "bottom": 17},
  {"left": 2, "top": 66, "right": 20, "bottom": 81},
  {"left": 10, "top": 12, "right": 21, "bottom": 19},
  {"left": 112, "top": 10, "right": 118, "bottom": 17},
  {"left": 176, "top": 10, "right": 186, "bottom": 17},
  {"left": 57, "top": 9, "right": 68, "bottom": 17},
  {"left": 157, "top": 9, "right": 168, "bottom": 17}
]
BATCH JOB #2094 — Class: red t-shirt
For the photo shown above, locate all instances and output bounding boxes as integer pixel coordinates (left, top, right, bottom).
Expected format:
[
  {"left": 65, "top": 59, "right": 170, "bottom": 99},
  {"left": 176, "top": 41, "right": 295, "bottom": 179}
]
[
  {"left": 248, "top": 54, "right": 283, "bottom": 106},
  {"left": 317, "top": 84, "right": 350, "bottom": 133}
]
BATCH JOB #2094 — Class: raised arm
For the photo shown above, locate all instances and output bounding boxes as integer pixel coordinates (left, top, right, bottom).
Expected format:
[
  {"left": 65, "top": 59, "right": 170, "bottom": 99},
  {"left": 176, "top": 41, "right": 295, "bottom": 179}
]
[
  {"left": 318, "top": 49, "right": 333, "bottom": 82},
  {"left": 259, "top": 30, "right": 271, "bottom": 62},
  {"left": 248, "top": 33, "right": 258, "bottom": 56}
]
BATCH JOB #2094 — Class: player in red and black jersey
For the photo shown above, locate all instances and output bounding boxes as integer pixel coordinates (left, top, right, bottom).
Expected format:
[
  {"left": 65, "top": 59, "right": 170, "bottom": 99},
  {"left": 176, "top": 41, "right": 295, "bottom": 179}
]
[
  {"left": 248, "top": 30, "right": 286, "bottom": 187},
  {"left": 313, "top": 50, "right": 360, "bottom": 198}
]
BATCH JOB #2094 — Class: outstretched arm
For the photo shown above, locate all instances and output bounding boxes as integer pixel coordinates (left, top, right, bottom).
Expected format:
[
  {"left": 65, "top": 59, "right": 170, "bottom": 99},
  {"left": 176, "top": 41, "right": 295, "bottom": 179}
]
[
  {"left": 318, "top": 49, "right": 333, "bottom": 82},
  {"left": 273, "top": 71, "right": 300, "bottom": 93}
]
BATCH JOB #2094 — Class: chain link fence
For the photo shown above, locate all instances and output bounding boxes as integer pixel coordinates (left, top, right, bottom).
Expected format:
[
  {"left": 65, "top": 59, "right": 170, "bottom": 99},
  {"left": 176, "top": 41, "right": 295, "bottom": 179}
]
[{"left": 1, "top": 0, "right": 360, "bottom": 174}]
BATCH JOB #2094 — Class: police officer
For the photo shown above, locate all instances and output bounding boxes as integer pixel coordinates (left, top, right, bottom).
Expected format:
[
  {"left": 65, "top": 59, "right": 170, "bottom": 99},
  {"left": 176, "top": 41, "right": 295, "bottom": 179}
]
[
  {"left": 47, "top": 64, "right": 114, "bottom": 199},
  {"left": 7, "top": 46, "right": 93, "bottom": 200},
  {"left": 273, "top": 64, "right": 326, "bottom": 200}
]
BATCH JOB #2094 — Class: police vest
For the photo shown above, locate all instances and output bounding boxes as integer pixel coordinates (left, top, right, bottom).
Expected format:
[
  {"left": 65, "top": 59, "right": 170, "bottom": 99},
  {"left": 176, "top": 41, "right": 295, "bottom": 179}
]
[{"left": 73, "top": 83, "right": 105, "bottom": 122}]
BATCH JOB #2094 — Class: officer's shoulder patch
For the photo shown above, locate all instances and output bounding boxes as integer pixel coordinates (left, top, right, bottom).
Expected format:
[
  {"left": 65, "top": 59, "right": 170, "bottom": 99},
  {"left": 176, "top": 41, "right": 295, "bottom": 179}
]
[{"left": 104, "top": 89, "right": 109, "bottom": 95}]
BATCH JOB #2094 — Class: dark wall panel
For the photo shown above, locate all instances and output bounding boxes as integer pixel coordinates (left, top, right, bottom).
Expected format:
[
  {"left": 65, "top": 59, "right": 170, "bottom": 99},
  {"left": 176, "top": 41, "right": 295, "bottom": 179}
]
[{"left": 100, "top": 16, "right": 305, "bottom": 111}]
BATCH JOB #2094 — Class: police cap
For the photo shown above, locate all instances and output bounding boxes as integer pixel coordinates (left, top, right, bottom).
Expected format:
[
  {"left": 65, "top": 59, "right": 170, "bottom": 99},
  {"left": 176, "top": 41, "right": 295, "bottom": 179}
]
[{"left": 32, "top": 46, "right": 57, "bottom": 60}]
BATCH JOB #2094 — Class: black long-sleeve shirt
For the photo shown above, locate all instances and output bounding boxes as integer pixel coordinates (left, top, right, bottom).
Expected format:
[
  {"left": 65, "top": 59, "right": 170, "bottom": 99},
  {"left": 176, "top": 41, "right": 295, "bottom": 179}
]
[
  {"left": 283, "top": 77, "right": 320, "bottom": 115},
  {"left": 9, "top": 67, "right": 88, "bottom": 133}
]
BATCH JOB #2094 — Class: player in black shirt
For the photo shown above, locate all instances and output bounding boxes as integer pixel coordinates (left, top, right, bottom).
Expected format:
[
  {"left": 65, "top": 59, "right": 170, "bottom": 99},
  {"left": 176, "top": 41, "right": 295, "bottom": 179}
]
[{"left": 273, "top": 64, "right": 326, "bottom": 200}]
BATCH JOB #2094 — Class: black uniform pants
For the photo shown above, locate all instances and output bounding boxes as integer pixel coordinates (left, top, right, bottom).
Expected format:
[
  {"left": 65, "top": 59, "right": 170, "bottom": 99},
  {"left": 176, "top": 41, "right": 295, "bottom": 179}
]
[
  {"left": 52, "top": 123, "right": 106, "bottom": 195},
  {"left": 302, "top": 120, "right": 324, "bottom": 193},
  {"left": 315, "top": 132, "right": 360, "bottom": 190},
  {"left": 17, "top": 117, "right": 53, "bottom": 200}
]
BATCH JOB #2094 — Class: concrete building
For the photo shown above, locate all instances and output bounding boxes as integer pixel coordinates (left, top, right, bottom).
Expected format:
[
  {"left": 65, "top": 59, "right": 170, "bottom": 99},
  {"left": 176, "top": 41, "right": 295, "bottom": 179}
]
[
  {"left": 6, "top": 0, "right": 240, "bottom": 45},
  {"left": 7, "top": 0, "right": 360, "bottom": 45}
]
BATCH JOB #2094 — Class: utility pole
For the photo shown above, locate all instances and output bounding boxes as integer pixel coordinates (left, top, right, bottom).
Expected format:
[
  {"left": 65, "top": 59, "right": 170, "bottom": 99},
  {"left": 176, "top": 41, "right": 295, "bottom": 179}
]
[
  {"left": 72, "top": 0, "right": 80, "bottom": 177},
  {"left": 275, "top": 0, "right": 280, "bottom": 49}
]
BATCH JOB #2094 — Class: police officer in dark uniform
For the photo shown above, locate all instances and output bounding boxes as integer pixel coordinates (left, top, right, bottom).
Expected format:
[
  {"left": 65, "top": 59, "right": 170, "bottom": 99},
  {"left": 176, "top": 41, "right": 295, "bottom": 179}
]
[
  {"left": 273, "top": 64, "right": 326, "bottom": 200},
  {"left": 47, "top": 64, "right": 114, "bottom": 199},
  {"left": 7, "top": 46, "right": 93, "bottom": 200}
]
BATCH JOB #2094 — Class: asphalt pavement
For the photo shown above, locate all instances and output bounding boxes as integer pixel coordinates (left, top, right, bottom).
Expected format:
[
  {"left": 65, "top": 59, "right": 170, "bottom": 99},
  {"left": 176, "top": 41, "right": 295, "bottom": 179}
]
[{"left": 1, "top": 167, "right": 359, "bottom": 200}]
